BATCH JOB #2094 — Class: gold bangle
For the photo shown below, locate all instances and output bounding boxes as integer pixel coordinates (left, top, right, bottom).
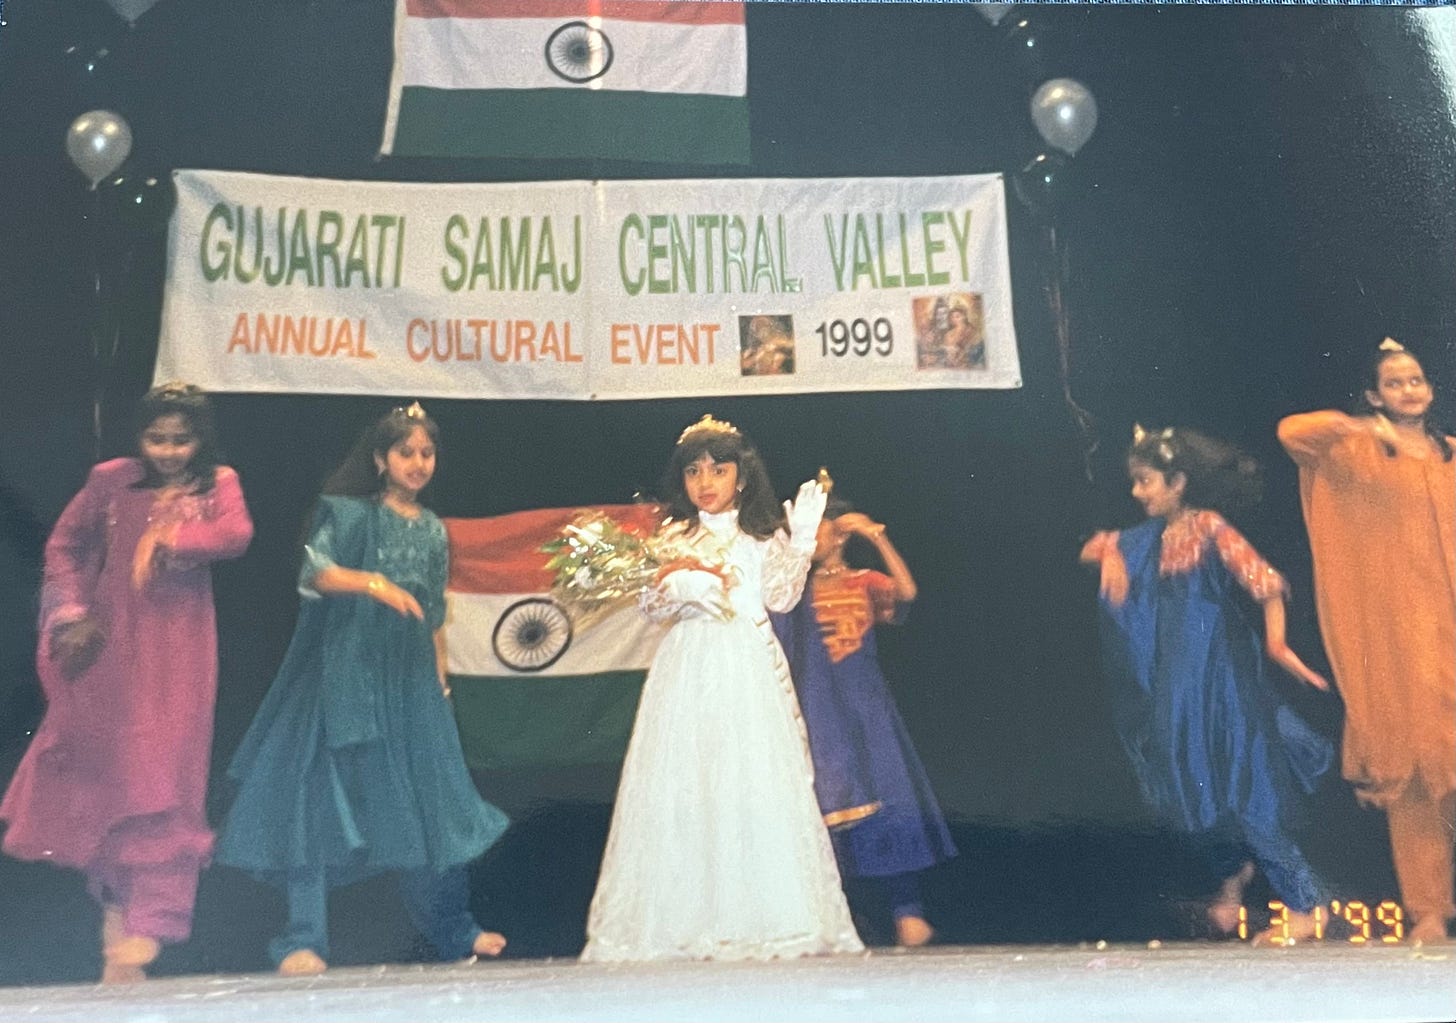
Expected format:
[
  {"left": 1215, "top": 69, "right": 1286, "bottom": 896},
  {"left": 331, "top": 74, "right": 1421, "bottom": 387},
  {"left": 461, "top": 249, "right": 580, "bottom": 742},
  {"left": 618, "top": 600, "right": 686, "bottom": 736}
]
[{"left": 367, "top": 575, "right": 386, "bottom": 594}]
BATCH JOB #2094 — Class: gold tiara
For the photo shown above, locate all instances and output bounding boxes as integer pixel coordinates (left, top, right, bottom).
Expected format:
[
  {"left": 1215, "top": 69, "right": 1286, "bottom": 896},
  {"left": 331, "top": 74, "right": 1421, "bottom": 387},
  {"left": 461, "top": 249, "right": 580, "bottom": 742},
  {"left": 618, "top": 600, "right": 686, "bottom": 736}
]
[
  {"left": 678, "top": 414, "right": 740, "bottom": 443},
  {"left": 392, "top": 401, "right": 427, "bottom": 420},
  {"left": 1379, "top": 337, "right": 1405, "bottom": 353},
  {"left": 153, "top": 380, "right": 201, "bottom": 400}
]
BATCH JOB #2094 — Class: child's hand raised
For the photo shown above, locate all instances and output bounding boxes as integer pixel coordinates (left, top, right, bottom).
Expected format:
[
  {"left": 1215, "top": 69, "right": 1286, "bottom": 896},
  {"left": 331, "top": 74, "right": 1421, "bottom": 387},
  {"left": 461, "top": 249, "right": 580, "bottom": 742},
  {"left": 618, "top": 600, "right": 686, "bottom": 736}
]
[
  {"left": 784, "top": 480, "right": 827, "bottom": 548},
  {"left": 834, "top": 512, "right": 886, "bottom": 541},
  {"left": 1098, "top": 550, "right": 1129, "bottom": 608},
  {"left": 1079, "top": 532, "right": 1128, "bottom": 607}
]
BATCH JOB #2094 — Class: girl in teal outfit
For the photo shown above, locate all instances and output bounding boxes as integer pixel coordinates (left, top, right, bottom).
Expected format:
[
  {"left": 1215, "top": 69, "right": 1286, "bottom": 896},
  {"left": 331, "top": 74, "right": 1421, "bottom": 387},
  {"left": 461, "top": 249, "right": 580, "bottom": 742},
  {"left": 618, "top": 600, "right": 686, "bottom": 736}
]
[{"left": 217, "top": 404, "right": 509, "bottom": 976}]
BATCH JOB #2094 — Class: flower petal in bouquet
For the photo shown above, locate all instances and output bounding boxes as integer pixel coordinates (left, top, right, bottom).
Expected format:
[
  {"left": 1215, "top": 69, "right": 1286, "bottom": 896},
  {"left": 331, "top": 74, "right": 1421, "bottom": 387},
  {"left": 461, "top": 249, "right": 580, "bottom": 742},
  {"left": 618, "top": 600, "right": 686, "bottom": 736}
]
[{"left": 542, "top": 510, "right": 662, "bottom": 630}]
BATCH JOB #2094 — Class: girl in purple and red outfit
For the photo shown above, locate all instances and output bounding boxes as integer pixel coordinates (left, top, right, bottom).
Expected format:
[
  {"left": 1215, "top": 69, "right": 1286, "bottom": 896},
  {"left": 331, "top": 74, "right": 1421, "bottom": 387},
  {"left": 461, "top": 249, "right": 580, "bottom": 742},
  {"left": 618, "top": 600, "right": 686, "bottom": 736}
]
[
  {"left": 1081, "top": 426, "right": 1331, "bottom": 944},
  {"left": 773, "top": 489, "right": 957, "bottom": 947},
  {"left": 1, "top": 383, "right": 253, "bottom": 982}
]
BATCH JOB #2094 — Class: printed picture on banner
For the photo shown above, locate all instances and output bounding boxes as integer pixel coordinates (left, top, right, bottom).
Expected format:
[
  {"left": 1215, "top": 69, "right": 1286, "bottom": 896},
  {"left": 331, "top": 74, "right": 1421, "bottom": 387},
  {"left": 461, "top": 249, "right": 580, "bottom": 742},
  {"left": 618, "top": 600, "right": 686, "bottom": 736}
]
[
  {"left": 738, "top": 315, "right": 796, "bottom": 376},
  {"left": 912, "top": 293, "right": 986, "bottom": 370}
]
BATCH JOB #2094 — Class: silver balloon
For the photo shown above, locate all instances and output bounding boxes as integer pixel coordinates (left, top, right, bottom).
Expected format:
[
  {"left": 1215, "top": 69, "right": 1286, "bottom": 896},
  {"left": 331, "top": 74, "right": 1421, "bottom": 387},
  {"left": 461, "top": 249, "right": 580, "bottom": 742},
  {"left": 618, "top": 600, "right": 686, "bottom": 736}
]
[
  {"left": 65, "top": 110, "right": 133, "bottom": 190},
  {"left": 974, "top": 4, "right": 1016, "bottom": 27},
  {"left": 101, "top": 0, "right": 163, "bottom": 25},
  {"left": 1030, "top": 78, "right": 1099, "bottom": 157}
]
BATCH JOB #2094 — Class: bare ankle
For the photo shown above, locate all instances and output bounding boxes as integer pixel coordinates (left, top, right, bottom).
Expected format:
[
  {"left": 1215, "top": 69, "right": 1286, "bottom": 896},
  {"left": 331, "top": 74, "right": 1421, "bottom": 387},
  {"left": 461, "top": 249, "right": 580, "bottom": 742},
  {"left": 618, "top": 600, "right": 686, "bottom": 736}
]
[{"left": 100, "top": 934, "right": 159, "bottom": 984}]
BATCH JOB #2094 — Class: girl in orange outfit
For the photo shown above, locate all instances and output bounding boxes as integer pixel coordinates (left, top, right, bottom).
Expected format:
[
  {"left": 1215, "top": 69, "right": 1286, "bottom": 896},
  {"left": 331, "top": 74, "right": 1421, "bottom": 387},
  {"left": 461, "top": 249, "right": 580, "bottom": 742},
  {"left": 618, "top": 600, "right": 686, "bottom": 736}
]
[{"left": 1278, "top": 339, "right": 1456, "bottom": 944}]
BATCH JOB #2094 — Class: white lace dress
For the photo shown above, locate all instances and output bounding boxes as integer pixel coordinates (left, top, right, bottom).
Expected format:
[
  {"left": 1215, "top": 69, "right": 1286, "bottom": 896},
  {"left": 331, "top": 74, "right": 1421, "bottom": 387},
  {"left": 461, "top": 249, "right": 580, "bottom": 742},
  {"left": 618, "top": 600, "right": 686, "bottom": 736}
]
[{"left": 581, "top": 509, "right": 864, "bottom": 962}]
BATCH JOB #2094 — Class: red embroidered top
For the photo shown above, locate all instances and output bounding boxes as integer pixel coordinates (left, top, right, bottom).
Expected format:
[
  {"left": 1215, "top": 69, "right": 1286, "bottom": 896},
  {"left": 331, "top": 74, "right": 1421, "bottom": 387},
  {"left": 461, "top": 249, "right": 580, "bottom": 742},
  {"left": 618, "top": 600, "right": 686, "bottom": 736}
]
[
  {"left": 810, "top": 569, "right": 898, "bottom": 662},
  {"left": 1088, "top": 511, "right": 1286, "bottom": 603}
]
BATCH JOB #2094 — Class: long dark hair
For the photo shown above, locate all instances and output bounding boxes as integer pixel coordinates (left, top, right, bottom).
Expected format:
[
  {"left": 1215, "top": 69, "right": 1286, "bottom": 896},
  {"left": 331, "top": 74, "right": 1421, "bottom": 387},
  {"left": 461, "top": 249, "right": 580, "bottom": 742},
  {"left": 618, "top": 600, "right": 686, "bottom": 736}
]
[
  {"left": 321, "top": 403, "right": 441, "bottom": 500},
  {"left": 1357, "top": 341, "right": 1453, "bottom": 461},
  {"left": 132, "top": 382, "right": 222, "bottom": 493},
  {"left": 1127, "top": 425, "right": 1262, "bottom": 519},
  {"left": 661, "top": 419, "right": 784, "bottom": 540}
]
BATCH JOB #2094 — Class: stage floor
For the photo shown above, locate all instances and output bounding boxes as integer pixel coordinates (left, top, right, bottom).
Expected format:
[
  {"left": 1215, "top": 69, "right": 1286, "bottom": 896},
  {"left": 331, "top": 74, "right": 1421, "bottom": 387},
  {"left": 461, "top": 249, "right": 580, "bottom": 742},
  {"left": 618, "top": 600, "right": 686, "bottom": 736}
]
[{"left": 0, "top": 942, "right": 1450, "bottom": 1022}]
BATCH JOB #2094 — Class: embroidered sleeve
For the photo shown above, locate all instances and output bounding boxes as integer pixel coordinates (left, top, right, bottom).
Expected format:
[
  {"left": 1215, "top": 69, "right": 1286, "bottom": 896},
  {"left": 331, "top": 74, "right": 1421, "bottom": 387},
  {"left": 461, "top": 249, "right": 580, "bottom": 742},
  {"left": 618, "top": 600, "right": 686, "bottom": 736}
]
[
  {"left": 1210, "top": 516, "right": 1288, "bottom": 603},
  {"left": 638, "top": 578, "right": 683, "bottom": 623},
  {"left": 165, "top": 467, "right": 254, "bottom": 564},
  {"left": 865, "top": 571, "right": 899, "bottom": 624},
  {"left": 761, "top": 530, "right": 813, "bottom": 614}
]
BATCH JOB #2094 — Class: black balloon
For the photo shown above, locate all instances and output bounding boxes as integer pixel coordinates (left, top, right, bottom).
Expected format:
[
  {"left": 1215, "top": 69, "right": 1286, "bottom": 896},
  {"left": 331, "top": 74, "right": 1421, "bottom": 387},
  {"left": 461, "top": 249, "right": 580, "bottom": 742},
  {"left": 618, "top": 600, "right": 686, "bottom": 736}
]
[
  {"left": 60, "top": 40, "right": 116, "bottom": 107},
  {"left": 1012, "top": 151, "right": 1073, "bottom": 221},
  {"left": 1000, "top": 16, "right": 1054, "bottom": 82},
  {"left": 100, "top": 172, "right": 176, "bottom": 237}
]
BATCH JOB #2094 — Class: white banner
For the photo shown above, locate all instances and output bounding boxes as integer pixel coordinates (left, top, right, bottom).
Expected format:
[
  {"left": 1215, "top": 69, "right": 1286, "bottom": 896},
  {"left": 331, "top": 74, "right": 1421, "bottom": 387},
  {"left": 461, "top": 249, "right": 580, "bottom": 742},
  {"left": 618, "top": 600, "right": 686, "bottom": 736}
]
[{"left": 156, "top": 170, "right": 1021, "bottom": 399}]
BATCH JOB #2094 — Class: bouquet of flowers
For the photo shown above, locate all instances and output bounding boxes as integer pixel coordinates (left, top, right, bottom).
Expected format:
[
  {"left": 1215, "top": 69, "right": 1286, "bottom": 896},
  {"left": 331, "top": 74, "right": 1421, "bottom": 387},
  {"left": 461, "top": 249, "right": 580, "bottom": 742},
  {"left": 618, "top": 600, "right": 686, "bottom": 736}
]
[{"left": 541, "top": 509, "right": 733, "bottom": 629}]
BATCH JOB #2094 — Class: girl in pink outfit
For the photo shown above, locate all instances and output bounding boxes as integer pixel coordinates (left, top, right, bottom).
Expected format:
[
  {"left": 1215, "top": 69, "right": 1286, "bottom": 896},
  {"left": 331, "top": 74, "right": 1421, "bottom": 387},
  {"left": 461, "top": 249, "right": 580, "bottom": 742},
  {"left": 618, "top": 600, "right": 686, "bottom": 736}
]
[{"left": 1, "top": 383, "right": 253, "bottom": 982}]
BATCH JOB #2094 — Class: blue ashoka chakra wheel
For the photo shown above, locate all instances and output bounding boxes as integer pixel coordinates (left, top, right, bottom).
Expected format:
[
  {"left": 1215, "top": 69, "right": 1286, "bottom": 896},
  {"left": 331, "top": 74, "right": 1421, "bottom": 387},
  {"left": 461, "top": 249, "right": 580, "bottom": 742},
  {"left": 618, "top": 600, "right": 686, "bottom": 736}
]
[
  {"left": 492, "top": 597, "right": 573, "bottom": 672},
  {"left": 545, "top": 21, "right": 613, "bottom": 84}
]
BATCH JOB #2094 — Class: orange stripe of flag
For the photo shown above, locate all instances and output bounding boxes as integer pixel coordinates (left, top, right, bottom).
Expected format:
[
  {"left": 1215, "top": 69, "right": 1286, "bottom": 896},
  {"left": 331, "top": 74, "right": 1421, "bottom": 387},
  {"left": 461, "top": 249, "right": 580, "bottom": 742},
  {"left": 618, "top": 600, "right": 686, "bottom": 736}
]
[{"left": 445, "top": 504, "right": 664, "bottom": 594}]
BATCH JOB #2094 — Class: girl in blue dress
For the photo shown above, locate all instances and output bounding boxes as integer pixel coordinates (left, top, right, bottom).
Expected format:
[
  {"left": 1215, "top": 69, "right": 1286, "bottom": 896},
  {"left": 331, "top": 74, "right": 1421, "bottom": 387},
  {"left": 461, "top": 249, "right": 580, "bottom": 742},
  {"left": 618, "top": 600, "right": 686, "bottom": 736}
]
[
  {"left": 774, "top": 492, "right": 957, "bottom": 947},
  {"left": 217, "top": 404, "right": 509, "bottom": 975},
  {"left": 1080, "top": 426, "right": 1332, "bottom": 945}
]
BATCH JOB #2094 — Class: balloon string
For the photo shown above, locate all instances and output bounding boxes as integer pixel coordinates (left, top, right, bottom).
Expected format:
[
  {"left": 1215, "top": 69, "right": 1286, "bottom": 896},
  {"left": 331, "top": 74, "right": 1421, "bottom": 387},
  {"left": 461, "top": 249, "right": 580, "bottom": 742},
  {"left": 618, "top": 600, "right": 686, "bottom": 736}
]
[
  {"left": 89, "top": 190, "right": 105, "bottom": 462},
  {"left": 1044, "top": 222, "right": 1098, "bottom": 482}
]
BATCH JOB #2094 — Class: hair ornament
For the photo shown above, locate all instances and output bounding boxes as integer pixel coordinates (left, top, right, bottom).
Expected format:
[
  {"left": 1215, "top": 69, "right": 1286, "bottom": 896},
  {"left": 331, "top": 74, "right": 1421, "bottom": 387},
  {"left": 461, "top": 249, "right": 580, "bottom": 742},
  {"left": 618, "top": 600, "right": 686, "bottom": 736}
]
[
  {"left": 678, "top": 414, "right": 741, "bottom": 443},
  {"left": 1378, "top": 337, "right": 1405, "bottom": 353},
  {"left": 1133, "top": 423, "right": 1176, "bottom": 466},
  {"left": 816, "top": 466, "right": 835, "bottom": 494},
  {"left": 393, "top": 401, "right": 427, "bottom": 420}
]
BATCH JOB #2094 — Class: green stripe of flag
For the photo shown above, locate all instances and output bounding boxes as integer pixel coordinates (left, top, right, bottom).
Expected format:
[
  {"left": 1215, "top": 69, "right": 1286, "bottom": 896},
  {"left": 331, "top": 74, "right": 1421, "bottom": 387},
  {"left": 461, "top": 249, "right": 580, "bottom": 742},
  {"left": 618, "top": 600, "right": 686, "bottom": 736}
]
[
  {"left": 450, "top": 670, "right": 647, "bottom": 769},
  {"left": 392, "top": 88, "right": 750, "bottom": 164}
]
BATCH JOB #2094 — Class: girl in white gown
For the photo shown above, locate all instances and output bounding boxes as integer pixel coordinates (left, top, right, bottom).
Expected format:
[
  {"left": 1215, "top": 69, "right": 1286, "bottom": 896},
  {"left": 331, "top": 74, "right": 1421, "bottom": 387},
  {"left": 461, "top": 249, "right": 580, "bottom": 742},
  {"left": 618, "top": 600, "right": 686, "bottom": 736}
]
[{"left": 581, "top": 416, "right": 864, "bottom": 962}]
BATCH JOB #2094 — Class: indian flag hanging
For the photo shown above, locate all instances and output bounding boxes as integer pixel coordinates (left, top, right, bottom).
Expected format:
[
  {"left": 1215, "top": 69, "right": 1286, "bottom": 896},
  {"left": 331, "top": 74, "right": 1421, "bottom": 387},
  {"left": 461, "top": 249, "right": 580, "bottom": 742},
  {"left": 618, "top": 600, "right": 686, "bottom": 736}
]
[
  {"left": 382, "top": 0, "right": 750, "bottom": 164},
  {"left": 444, "top": 504, "right": 667, "bottom": 769}
]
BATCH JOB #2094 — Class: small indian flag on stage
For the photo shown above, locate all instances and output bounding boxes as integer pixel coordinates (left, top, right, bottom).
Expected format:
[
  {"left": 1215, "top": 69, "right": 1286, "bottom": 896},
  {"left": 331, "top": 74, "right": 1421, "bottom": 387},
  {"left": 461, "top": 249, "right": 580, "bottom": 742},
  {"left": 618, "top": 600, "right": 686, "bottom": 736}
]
[
  {"left": 382, "top": 0, "right": 750, "bottom": 164},
  {"left": 444, "top": 504, "right": 667, "bottom": 769}
]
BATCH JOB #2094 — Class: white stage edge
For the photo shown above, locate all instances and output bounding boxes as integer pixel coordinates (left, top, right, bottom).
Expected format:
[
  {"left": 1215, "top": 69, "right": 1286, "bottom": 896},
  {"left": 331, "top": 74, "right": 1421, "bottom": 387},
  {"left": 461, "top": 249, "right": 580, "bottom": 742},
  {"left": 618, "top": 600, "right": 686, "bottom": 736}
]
[{"left": 0, "top": 943, "right": 1450, "bottom": 1022}]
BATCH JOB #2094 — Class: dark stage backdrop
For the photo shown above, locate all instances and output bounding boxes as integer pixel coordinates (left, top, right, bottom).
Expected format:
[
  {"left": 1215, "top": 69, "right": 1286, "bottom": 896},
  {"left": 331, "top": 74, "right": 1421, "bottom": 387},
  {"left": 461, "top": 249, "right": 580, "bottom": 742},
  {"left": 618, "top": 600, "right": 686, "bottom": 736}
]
[{"left": 1, "top": 0, "right": 1453, "bottom": 984}]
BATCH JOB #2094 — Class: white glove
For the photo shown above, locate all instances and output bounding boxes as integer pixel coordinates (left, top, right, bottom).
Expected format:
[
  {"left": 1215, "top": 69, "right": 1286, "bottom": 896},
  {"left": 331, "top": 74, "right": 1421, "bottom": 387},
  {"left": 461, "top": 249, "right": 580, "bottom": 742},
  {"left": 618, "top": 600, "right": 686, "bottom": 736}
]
[
  {"left": 659, "top": 568, "right": 732, "bottom": 620},
  {"left": 783, "top": 479, "right": 827, "bottom": 551}
]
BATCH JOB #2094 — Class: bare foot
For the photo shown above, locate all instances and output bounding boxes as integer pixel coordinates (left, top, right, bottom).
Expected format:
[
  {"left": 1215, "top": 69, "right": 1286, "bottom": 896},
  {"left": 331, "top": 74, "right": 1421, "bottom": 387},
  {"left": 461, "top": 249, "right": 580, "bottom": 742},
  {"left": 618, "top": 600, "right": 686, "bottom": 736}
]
[
  {"left": 470, "top": 931, "right": 507, "bottom": 958},
  {"left": 1408, "top": 916, "right": 1453, "bottom": 945},
  {"left": 100, "top": 935, "right": 159, "bottom": 985},
  {"left": 99, "top": 962, "right": 147, "bottom": 985},
  {"left": 895, "top": 916, "right": 935, "bottom": 948},
  {"left": 278, "top": 949, "right": 328, "bottom": 976},
  {"left": 1206, "top": 862, "right": 1255, "bottom": 936},
  {"left": 1206, "top": 900, "right": 1242, "bottom": 936},
  {"left": 1252, "top": 910, "right": 1319, "bottom": 947}
]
